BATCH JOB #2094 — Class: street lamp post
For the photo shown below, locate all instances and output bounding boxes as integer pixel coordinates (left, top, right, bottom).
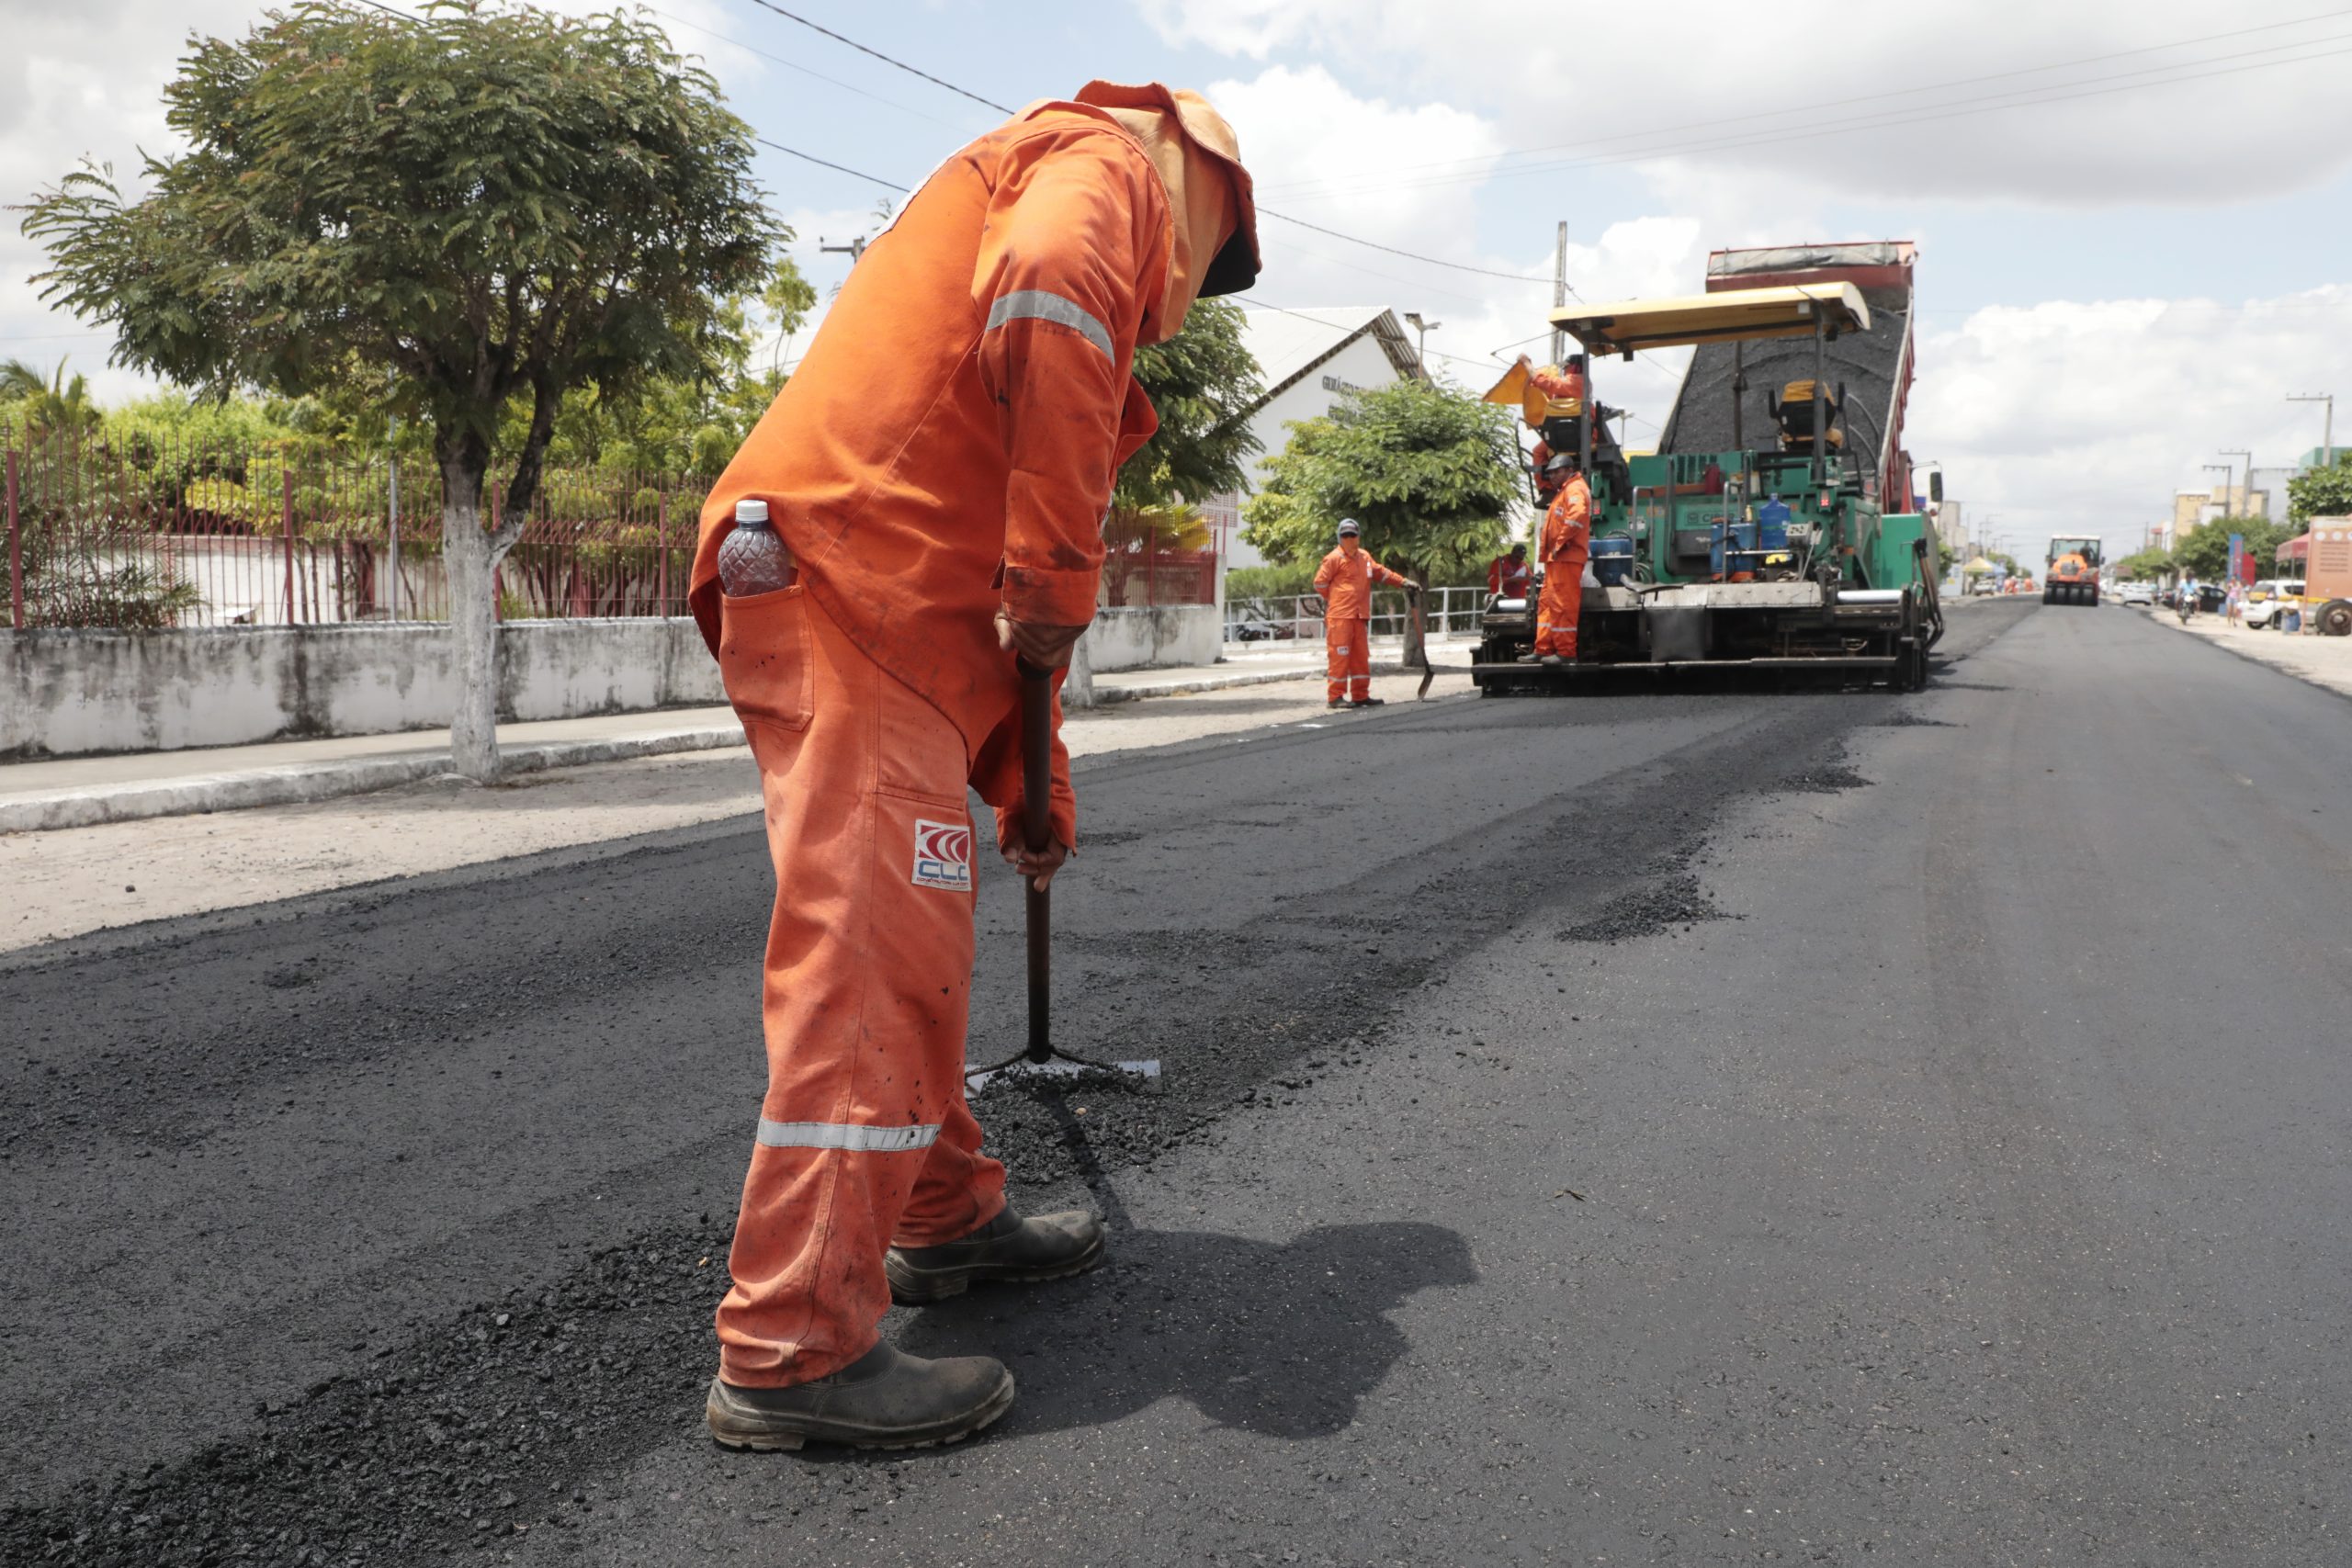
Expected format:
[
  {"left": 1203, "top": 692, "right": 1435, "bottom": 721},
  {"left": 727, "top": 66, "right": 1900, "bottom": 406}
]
[
  {"left": 2221, "top": 447, "right": 2253, "bottom": 520},
  {"left": 1403, "top": 312, "right": 1442, "bottom": 378},
  {"left": 2288, "top": 392, "right": 2335, "bottom": 468}
]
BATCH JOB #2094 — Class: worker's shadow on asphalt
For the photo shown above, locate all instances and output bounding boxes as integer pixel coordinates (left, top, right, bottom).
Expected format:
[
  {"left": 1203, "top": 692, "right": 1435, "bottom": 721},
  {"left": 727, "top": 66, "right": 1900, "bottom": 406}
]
[{"left": 892, "top": 1222, "right": 1476, "bottom": 1442}]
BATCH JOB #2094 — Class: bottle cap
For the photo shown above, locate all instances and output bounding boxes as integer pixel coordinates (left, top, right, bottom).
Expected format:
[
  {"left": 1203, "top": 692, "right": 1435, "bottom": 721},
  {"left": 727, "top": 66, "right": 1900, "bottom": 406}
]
[{"left": 734, "top": 499, "right": 770, "bottom": 525}]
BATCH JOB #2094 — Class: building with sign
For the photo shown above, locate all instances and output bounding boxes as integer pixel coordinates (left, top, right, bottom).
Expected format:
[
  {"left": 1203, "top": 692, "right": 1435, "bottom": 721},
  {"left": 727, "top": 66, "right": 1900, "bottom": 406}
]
[{"left": 1213, "top": 308, "right": 1430, "bottom": 570}]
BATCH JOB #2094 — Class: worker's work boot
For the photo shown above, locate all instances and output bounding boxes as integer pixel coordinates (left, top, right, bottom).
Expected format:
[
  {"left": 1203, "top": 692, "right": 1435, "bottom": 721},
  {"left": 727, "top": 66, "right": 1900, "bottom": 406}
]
[
  {"left": 886, "top": 1207, "right": 1105, "bottom": 1304},
  {"left": 1540, "top": 653, "right": 1566, "bottom": 667},
  {"left": 705, "top": 1342, "right": 1014, "bottom": 1451},
  {"left": 1328, "top": 698, "right": 1346, "bottom": 710},
  {"left": 1350, "top": 696, "right": 1385, "bottom": 708}
]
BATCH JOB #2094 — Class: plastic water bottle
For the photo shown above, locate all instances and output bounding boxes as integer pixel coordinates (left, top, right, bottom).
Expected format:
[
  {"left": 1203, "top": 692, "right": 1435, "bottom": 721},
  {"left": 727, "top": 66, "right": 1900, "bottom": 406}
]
[{"left": 718, "top": 499, "right": 795, "bottom": 596}]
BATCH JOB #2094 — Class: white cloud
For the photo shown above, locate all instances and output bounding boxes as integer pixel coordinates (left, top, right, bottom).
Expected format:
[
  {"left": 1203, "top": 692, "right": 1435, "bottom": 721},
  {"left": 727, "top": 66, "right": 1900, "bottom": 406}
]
[
  {"left": 1147, "top": 0, "right": 2352, "bottom": 207},
  {"left": 1914, "top": 287, "right": 2352, "bottom": 552}
]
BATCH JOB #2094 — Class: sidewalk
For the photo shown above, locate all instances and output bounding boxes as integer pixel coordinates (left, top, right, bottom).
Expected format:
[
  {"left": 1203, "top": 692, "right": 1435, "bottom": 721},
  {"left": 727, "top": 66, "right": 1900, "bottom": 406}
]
[
  {"left": 2153, "top": 607, "right": 2352, "bottom": 703},
  {"left": 0, "top": 637, "right": 1475, "bottom": 834},
  {"left": 1, "top": 663, "right": 1474, "bottom": 953}
]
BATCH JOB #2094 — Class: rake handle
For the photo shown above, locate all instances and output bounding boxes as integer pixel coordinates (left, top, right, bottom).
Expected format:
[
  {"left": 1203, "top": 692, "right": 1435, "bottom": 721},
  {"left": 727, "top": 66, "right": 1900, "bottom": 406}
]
[{"left": 1019, "top": 660, "right": 1053, "bottom": 1065}]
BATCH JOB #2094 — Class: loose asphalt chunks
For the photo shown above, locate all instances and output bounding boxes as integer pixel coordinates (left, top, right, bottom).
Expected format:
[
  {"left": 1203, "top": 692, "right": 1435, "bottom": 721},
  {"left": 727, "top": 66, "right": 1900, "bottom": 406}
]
[{"left": 0, "top": 610, "right": 2025, "bottom": 1562}]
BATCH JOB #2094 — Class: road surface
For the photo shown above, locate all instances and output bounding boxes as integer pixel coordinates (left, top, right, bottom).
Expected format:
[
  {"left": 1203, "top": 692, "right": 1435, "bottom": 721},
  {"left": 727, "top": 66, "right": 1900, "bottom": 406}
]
[{"left": 6, "top": 599, "right": 2348, "bottom": 1566}]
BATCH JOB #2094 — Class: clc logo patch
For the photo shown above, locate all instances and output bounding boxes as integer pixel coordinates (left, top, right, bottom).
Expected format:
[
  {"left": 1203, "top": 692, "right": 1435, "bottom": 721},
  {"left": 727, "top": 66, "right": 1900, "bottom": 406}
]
[{"left": 912, "top": 818, "right": 973, "bottom": 892}]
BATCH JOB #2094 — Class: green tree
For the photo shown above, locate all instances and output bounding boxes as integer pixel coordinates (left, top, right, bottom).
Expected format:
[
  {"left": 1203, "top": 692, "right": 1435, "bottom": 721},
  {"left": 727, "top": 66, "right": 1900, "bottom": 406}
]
[
  {"left": 2173, "top": 516, "right": 2295, "bottom": 581},
  {"left": 24, "top": 0, "right": 770, "bottom": 780},
  {"left": 2114, "top": 546, "right": 2174, "bottom": 581},
  {"left": 2287, "top": 453, "right": 2352, "bottom": 526},
  {"left": 1241, "top": 378, "right": 1520, "bottom": 660},
  {"left": 0, "top": 358, "right": 103, "bottom": 436},
  {"left": 1114, "top": 299, "right": 1263, "bottom": 513}
]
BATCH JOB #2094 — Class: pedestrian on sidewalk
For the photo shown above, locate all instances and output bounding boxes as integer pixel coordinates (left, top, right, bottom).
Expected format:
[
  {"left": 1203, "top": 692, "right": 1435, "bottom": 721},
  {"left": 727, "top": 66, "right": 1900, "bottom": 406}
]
[
  {"left": 2225, "top": 579, "right": 2245, "bottom": 627},
  {"left": 1315, "top": 518, "right": 1416, "bottom": 709},
  {"left": 689, "top": 79, "right": 1260, "bottom": 1452}
]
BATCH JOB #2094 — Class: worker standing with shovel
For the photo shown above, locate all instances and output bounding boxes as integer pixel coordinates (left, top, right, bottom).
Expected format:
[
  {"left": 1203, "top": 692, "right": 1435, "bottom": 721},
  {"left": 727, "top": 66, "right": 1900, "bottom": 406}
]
[{"left": 687, "top": 82, "right": 1260, "bottom": 1451}]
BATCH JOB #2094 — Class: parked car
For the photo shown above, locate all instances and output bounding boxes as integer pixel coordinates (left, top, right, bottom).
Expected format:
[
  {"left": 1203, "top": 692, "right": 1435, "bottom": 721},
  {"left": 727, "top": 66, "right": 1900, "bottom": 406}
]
[
  {"left": 1226, "top": 610, "right": 1299, "bottom": 642},
  {"left": 2245, "top": 579, "right": 2304, "bottom": 629},
  {"left": 2119, "top": 581, "right": 2155, "bottom": 606}
]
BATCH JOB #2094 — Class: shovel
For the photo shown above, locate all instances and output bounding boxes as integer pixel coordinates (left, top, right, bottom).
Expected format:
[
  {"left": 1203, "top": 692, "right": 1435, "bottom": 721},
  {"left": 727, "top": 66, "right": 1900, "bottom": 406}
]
[{"left": 964, "top": 660, "right": 1160, "bottom": 1093}]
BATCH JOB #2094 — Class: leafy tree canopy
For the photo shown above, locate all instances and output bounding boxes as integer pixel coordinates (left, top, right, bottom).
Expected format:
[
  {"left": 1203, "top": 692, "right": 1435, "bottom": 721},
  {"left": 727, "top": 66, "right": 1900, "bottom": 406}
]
[
  {"left": 2287, "top": 453, "right": 2352, "bottom": 526},
  {"left": 1240, "top": 378, "right": 1521, "bottom": 583},
  {"left": 2172, "top": 515, "right": 2297, "bottom": 581},
  {"left": 22, "top": 0, "right": 773, "bottom": 517},
  {"left": 1115, "top": 299, "right": 1263, "bottom": 513}
]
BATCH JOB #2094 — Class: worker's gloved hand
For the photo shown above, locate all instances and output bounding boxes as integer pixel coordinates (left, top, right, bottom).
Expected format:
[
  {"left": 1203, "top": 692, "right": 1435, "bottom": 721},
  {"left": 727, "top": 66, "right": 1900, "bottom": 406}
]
[
  {"left": 1001, "top": 831, "right": 1069, "bottom": 892},
  {"left": 995, "top": 611, "right": 1091, "bottom": 670}
]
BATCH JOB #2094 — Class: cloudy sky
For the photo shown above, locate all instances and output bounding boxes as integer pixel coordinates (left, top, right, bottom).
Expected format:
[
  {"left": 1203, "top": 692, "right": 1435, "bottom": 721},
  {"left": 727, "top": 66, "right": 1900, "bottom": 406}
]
[{"left": 6, "top": 0, "right": 2351, "bottom": 558}]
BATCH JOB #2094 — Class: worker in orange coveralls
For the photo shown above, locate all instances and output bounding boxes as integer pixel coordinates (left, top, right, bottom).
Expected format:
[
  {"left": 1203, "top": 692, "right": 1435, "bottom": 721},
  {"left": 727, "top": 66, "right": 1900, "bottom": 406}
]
[
  {"left": 687, "top": 82, "right": 1259, "bottom": 1452},
  {"left": 1314, "top": 518, "right": 1416, "bottom": 708},
  {"left": 1531, "top": 450, "right": 1593, "bottom": 665},
  {"left": 1487, "top": 543, "right": 1532, "bottom": 598}
]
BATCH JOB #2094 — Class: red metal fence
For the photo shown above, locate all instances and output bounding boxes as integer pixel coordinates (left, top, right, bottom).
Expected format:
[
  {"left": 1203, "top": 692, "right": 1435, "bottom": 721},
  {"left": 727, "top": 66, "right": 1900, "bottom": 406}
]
[
  {"left": 2, "top": 426, "right": 707, "bottom": 629},
  {"left": 3, "top": 426, "right": 1223, "bottom": 629}
]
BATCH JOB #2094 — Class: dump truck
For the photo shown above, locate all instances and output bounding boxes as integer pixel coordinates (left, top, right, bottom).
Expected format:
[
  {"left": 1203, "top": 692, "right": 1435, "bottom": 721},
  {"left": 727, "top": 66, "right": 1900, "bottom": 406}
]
[
  {"left": 1473, "top": 242, "right": 1940, "bottom": 693},
  {"left": 2044, "top": 536, "right": 2101, "bottom": 606}
]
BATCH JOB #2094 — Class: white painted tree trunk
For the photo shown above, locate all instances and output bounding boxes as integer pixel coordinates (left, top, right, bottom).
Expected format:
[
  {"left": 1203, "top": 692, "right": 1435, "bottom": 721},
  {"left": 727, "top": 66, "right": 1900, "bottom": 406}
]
[
  {"left": 440, "top": 464, "right": 523, "bottom": 784},
  {"left": 1061, "top": 623, "right": 1097, "bottom": 710}
]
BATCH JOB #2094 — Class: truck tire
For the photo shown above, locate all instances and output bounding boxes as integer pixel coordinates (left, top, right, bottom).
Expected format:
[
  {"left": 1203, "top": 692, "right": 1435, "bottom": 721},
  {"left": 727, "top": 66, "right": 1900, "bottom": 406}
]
[{"left": 2321, "top": 600, "right": 2352, "bottom": 637}]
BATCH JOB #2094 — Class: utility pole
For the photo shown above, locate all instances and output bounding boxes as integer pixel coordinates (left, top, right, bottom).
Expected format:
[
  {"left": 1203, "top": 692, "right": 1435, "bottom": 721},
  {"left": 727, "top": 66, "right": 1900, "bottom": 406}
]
[
  {"left": 820, "top": 236, "right": 868, "bottom": 265},
  {"left": 2202, "top": 463, "right": 2233, "bottom": 527},
  {"left": 2289, "top": 392, "right": 2335, "bottom": 468},
  {"left": 1549, "top": 221, "right": 1567, "bottom": 367},
  {"left": 2221, "top": 447, "right": 2253, "bottom": 519}
]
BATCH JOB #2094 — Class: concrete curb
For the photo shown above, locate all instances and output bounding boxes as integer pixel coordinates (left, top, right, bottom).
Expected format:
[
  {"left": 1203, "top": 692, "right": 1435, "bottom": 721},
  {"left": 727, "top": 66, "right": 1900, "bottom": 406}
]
[
  {"left": 0, "top": 725, "right": 747, "bottom": 835},
  {"left": 0, "top": 664, "right": 1353, "bottom": 833}
]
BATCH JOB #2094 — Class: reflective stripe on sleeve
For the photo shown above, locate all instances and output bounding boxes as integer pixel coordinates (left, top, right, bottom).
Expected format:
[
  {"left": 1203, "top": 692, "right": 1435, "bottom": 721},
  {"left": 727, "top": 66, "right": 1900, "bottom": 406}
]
[
  {"left": 756, "top": 1118, "right": 941, "bottom": 1153},
  {"left": 984, "top": 289, "right": 1114, "bottom": 358}
]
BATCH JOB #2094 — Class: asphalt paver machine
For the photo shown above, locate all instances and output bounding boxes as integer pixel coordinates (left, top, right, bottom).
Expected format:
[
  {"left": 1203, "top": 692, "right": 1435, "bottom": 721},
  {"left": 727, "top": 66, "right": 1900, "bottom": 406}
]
[{"left": 1474, "top": 242, "right": 1941, "bottom": 694}]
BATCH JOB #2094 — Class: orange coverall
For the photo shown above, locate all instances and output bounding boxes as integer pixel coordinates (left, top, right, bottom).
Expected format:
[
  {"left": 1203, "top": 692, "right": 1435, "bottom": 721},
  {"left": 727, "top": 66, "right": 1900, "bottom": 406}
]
[
  {"left": 1534, "top": 473, "right": 1592, "bottom": 660},
  {"left": 688, "top": 86, "right": 1253, "bottom": 1389},
  {"left": 1315, "top": 544, "right": 1411, "bottom": 703},
  {"left": 1487, "top": 554, "right": 1532, "bottom": 597}
]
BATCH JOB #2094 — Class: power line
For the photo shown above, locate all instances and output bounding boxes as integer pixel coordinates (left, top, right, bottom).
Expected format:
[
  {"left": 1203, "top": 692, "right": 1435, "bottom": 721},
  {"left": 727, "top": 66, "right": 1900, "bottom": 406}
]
[
  {"left": 725, "top": 4, "right": 1559, "bottom": 292},
  {"left": 1257, "top": 7, "right": 2352, "bottom": 199},
  {"left": 1279, "top": 32, "right": 2352, "bottom": 204},
  {"left": 737, "top": 0, "right": 1012, "bottom": 115},
  {"left": 753, "top": 135, "right": 905, "bottom": 191},
  {"left": 644, "top": 6, "right": 964, "bottom": 128}
]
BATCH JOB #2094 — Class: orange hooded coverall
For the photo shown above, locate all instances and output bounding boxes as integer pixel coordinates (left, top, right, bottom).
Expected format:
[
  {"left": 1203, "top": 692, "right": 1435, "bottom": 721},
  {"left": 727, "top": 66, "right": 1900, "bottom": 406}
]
[
  {"left": 1534, "top": 472, "right": 1592, "bottom": 660},
  {"left": 1315, "top": 545, "right": 1411, "bottom": 703},
  {"left": 689, "top": 85, "right": 1256, "bottom": 1389}
]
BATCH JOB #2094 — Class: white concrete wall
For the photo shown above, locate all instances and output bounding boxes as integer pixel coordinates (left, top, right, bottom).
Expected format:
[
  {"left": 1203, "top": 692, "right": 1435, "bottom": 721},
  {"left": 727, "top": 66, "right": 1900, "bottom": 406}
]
[
  {"left": 5, "top": 607, "right": 1227, "bottom": 760},
  {"left": 1084, "top": 604, "right": 1221, "bottom": 673},
  {"left": 3, "top": 620, "right": 723, "bottom": 761}
]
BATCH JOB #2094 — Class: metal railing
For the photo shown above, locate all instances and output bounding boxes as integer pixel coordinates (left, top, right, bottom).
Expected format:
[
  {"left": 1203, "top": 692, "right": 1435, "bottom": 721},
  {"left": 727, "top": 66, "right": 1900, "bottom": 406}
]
[
  {"left": 1223, "top": 586, "right": 1491, "bottom": 645},
  {"left": 3, "top": 425, "right": 712, "bottom": 629}
]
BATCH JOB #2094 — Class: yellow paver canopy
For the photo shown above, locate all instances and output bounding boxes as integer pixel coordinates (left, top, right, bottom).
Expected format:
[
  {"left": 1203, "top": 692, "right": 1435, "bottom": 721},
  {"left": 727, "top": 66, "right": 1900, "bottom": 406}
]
[{"left": 1547, "top": 284, "right": 1871, "bottom": 356}]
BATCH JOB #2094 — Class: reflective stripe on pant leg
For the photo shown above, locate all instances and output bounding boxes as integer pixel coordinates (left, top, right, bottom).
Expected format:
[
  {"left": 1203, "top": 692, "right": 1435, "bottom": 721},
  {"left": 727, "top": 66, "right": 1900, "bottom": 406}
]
[
  {"left": 1349, "top": 624, "right": 1372, "bottom": 699},
  {"left": 1328, "top": 626, "right": 1353, "bottom": 703},
  {"left": 716, "top": 592, "right": 987, "bottom": 1389}
]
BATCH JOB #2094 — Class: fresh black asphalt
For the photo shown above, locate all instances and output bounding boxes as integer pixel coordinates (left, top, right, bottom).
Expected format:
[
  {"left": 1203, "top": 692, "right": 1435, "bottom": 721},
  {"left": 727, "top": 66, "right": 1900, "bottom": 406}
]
[{"left": 6, "top": 598, "right": 2348, "bottom": 1565}]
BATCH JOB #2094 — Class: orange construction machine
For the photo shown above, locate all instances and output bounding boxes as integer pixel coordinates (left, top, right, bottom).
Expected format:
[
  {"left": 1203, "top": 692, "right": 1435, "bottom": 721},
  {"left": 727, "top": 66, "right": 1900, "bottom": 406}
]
[{"left": 2044, "top": 536, "right": 2101, "bottom": 606}]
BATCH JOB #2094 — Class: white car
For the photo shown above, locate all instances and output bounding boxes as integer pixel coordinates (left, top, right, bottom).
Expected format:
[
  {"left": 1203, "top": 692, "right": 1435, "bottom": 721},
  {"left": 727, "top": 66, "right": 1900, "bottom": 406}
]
[
  {"left": 2245, "top": 579, "right": 2304, "bottom": 629},
  {"left": 2118, "top": 582, "right": 2155, "bottom": 606}
]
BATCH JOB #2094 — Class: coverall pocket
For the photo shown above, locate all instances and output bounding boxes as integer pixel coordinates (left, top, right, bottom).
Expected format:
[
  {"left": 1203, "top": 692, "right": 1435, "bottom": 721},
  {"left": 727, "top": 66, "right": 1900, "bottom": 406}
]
[{"left": 718, "top": 585, "right": 814, "bottom": 733}]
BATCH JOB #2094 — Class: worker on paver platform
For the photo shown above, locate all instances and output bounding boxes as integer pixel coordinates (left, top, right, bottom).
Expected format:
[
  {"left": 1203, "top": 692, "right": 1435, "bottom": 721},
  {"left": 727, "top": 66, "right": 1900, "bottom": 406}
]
[
  {"left": 1315, "top": 518, "right": 1415, "bottom": 708},
  {"left": 1488, "top": 542, "right": 1532, "bottom": 598},
  {"left": 1532, "top": 451, "right": 1592, "bottom": 664},
  {"left": 687, "top": 80, "right": 1259, "bottom": 1452}
]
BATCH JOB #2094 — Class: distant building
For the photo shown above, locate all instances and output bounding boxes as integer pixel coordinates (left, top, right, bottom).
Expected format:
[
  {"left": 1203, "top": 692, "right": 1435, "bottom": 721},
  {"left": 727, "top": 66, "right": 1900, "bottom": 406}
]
[
  {"left": 1213, "top": 308, "right": 1429, "bottom": 570},
  {"left": 2175, "top": 484, "right": 2270, "bottom": 530}
]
